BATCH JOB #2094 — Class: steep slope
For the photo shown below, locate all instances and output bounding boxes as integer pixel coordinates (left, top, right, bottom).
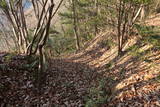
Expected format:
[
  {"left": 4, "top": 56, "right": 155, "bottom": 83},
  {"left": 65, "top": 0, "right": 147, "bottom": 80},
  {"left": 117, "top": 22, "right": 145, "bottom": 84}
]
[
  {"left": 64, "top": 14, "right": 160, "bottom": 106},
  {"left": 1, "top": 13, "right": 160, "bottom": 106}
]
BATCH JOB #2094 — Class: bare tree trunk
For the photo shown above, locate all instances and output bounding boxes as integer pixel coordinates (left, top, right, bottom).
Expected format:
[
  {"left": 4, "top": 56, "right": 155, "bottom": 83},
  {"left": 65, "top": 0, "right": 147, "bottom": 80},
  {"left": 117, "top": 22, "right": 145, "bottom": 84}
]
[
  {"left": 140, "top": 5, "right": 145, "bottom": 21},
  {"left": 72, "top": 0, "right": 80, "bottom": 50},
  {"left": 94, "top": 0, "right": 99, "bottom": 36},
  {"left": 0, "top": 0, "right": 30, "bottom": 53},
  {"left": 117, "top": 0, "right": 123, "bottom": 55}
]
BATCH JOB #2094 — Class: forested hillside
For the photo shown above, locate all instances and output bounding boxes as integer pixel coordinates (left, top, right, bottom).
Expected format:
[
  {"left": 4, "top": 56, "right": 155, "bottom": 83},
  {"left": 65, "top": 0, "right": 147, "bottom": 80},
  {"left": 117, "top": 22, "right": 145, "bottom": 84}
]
[{"left": 0, "top": 0, "right": 160, "bottom": 106}]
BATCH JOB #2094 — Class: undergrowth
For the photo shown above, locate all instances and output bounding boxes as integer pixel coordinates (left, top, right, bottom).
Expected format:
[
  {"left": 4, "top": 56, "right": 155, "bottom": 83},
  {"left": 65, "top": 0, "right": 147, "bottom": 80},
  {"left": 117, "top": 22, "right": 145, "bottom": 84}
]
[
  {"left": 85, "top": 78, "right": 109, "bottom": 107},
  {"left": 127, "top": 24, "right": 160, "bottom": 60},
  {"left": 135, "top": 24, "right": 160, "bottom": 49}
]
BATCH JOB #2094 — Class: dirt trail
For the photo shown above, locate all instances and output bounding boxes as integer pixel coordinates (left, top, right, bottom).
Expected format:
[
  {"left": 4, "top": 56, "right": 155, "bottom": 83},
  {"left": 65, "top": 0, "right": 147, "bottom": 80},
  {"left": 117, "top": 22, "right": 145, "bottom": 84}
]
[
  {"left": 61, "top": 16, "right": 160, "bottom": 106},
  {"left": 0, "top": 53, "right": 102, "bottom": 106},
  {"left": 1, "top": 14, "right": 160, "bottom": 106}
]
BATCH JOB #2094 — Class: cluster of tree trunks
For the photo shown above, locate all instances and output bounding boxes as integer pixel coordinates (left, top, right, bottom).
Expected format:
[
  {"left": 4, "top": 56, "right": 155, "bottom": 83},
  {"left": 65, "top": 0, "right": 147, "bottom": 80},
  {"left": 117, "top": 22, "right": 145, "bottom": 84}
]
[
  {"left": 116, "top": 0, "right": 147, "bottom": 55},
  {"left": 0, "top": 0, "right": 64, "bottom": 86}
]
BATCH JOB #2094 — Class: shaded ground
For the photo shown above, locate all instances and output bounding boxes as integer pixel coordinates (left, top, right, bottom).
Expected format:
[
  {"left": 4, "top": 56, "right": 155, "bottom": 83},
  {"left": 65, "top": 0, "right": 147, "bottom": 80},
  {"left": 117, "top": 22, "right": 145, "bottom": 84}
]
[
  {"left": 0, "top": 53, "right": 101, "bottom": 106},
  {"left": 1, "top": 14, "right": 160, "bottom": 107},
  {"left": 1, "top": 33, "right": 160, "bottom": 107}
]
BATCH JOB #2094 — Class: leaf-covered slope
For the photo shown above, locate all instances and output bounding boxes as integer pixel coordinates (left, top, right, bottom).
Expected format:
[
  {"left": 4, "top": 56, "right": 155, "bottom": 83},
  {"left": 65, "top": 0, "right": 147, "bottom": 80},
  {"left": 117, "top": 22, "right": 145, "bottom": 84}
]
[
  {"left": 66, "top": 15, "right": 160, "bottom": 106},
  {"left": 1, "top": 14, "right": 160, "bottom": 107}
]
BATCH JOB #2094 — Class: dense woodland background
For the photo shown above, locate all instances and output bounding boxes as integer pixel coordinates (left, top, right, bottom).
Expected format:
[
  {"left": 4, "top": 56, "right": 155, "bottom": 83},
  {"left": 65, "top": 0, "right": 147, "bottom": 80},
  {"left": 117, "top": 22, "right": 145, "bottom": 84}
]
[{"left": 0, "top": 0, "right": 160, "bottom": 106}]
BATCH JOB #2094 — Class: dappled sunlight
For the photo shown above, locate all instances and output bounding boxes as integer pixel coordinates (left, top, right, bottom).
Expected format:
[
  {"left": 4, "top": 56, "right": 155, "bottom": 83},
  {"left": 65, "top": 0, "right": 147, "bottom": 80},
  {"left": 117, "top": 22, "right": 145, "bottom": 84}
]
[
  {"left": 66, "top": 30, "right": 160, "bottom": 106},
  {"left": 0, "top": 0, "right": 160, "bottom": 106}
]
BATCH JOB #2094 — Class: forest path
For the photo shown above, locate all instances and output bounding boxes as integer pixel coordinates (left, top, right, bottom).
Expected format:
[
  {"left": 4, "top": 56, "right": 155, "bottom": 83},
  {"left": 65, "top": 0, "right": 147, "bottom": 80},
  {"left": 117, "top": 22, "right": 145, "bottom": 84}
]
[
  {"left": 0, "top": 53, "right": 102, "bottom": 106},
  {"left": 1, "top": 14, "right": 160, "bottom": 106},
  {"left": 61, "top": 16, "right": 160, "bottom": 106}
]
